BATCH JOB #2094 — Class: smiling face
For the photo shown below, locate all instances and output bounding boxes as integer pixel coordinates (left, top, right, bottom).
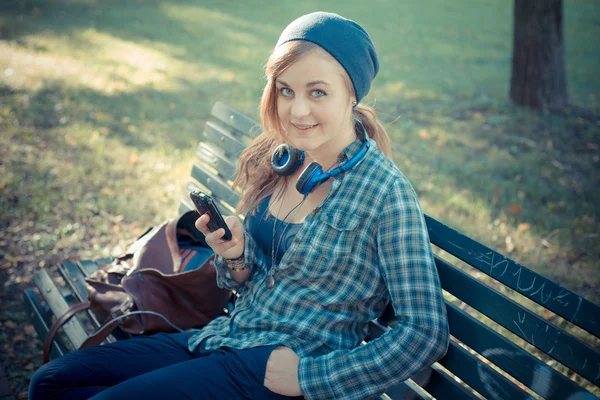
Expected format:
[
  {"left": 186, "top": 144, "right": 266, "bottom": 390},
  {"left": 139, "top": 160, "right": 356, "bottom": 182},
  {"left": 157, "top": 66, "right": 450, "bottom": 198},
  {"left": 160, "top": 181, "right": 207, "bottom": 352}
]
[{"left": 274, "top": 46, "right": 356, "bottom": 165}]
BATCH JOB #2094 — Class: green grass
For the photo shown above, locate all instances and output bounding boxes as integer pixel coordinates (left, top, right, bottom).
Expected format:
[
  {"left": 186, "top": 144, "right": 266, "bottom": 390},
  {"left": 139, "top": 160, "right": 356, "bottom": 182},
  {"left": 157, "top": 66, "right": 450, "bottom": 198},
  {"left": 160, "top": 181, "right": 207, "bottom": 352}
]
[{"left": 0, "top": 0, "right": 599, "bottom": 394}]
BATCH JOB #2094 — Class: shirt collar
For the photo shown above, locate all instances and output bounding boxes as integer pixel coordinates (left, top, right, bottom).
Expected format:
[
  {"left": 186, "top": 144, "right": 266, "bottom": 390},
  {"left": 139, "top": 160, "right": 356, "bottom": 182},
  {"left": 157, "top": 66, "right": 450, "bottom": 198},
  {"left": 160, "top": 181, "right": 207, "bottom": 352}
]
[{"left": 338, "top": 137, "right": 376, "bottom": 162}]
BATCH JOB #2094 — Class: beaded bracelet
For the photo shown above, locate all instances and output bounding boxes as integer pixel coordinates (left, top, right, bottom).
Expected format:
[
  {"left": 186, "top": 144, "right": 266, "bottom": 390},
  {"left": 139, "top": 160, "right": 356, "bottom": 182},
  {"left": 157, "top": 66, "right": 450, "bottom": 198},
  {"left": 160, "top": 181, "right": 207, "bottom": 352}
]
[{"left": 225, "top": 254, "right": 248, "bottom": 272}]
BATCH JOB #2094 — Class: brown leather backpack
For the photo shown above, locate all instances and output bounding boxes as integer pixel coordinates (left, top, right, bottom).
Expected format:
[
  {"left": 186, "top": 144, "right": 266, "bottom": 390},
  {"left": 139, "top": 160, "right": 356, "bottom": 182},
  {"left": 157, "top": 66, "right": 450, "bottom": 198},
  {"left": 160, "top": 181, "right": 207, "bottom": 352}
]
[{"left": 43, "top": 211, "right": 232, "bottom": 363}]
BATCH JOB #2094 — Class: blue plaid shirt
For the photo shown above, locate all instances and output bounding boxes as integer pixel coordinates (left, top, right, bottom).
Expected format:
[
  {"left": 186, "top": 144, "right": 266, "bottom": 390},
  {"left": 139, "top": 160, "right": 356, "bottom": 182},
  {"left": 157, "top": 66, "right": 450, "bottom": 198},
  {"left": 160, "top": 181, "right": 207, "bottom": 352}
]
[{"left": 188, "top": 138, "right": 449, "bottom": 400}]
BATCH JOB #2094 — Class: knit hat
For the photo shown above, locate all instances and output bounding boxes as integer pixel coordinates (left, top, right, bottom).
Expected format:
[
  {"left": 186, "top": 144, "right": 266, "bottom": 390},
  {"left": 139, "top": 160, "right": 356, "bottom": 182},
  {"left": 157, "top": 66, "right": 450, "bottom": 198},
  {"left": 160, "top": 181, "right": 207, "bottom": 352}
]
[{"left": 276, "top": 11, "right": 379, "bottom": 104}]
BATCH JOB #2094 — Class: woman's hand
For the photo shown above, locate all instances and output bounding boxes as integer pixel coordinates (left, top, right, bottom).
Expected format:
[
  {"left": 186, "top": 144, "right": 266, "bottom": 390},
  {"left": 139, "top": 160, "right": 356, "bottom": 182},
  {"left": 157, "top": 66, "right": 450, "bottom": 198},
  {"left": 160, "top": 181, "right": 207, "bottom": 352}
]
[
  {"left": 264, "top": 347, "right": 302, "bottom": 397},
  {"left": 195, "top": 213, "right": 245, "bottom": 260}
]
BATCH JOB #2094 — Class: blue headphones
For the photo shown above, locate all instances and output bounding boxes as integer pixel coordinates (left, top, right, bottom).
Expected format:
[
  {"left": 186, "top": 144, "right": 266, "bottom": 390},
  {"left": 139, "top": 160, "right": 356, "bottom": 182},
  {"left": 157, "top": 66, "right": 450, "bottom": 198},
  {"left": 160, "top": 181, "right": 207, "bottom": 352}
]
[{"left": 271, "top": 120, "right": 371, "bottom": 195}]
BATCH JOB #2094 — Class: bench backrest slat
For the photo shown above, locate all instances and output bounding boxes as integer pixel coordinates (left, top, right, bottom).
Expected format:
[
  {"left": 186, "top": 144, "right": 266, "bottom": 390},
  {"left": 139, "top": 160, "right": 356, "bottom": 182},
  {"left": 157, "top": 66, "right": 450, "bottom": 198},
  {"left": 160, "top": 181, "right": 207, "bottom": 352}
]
[
  {"left": 210, "top": 102, "right": 261, "bottom": 138},
  {"left": 447, "top": 302, "right": 585, "bottom": 400},
  {"left": 441, "top": 340, "right": 532, "bottom": 400},
  {"left": 203, "top": 121, "right": 247, "bottom": 159},
  {"left": 190, "top": 162, "right": 240, "bottom": 210},
  {"left": 196, "top": 142, "right": 237, "bottom": 182},
  {"left": 426, "top": 215, "right": 600, "bottom": 338},
  {"left": 437, "top": 256, "right": 600, "bottom": 386}
]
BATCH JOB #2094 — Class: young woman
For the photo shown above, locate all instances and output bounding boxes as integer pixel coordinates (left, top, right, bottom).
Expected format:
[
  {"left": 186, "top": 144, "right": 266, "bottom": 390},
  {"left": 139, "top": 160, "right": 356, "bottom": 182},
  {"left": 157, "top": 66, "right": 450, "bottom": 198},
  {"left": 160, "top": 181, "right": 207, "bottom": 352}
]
[{"left": 29, "top": 12, "right": 449, "bottom": 400}]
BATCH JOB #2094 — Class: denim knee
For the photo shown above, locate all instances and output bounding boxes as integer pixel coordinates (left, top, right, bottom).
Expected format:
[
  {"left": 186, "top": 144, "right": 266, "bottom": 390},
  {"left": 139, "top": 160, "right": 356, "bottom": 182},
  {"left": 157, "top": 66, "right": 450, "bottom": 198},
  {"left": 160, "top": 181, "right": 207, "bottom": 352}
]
[{"left": 28, "top": 361, "right": 56, "bottom": 400}]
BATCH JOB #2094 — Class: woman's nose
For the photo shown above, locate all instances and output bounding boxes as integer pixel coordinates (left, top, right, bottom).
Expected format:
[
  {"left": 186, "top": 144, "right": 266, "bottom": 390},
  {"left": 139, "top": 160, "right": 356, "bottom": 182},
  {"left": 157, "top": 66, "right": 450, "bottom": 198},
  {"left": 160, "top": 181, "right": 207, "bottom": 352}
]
[{"left": 291, "top": 97, "right": 310, "bottom": 119}]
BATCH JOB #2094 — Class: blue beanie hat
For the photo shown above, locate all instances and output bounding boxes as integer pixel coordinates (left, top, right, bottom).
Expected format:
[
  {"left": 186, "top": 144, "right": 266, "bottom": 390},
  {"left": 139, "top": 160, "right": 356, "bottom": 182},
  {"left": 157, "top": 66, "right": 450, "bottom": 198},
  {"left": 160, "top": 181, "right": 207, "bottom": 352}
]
[{"left": 276, "top": 11, "right": 379, "bottom": 104}]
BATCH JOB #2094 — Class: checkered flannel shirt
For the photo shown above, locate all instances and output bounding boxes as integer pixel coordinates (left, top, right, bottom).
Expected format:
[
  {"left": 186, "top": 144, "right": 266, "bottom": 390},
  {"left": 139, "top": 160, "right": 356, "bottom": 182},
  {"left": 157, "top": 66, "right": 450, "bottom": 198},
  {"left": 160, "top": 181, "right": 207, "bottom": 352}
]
[{"left": 188, "top": 138, "right": 449, "bottom": 400}]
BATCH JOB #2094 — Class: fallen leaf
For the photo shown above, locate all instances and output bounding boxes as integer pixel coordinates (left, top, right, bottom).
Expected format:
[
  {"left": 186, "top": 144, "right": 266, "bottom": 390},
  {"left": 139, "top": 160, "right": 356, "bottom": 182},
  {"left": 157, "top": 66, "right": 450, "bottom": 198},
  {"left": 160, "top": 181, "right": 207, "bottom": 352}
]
[
  {"left": 505, "top": 236, "right": 515, "bottom": 253},
  {"left": 517, "top": 223, "right": 531, "bottom": 232},
  {"left": 4, "top": 320, "right": 17, "bottom": 329},
  {"left": 586, "top": 143, "right": 599, "bottom": 151},
  {"left": 559, "top": 178, "right": 568, "bottom": 187},
  {"left": 419, "top": 129, "right": 431, "bottom": 140},
  {"left": 128, "top": 153, "right": 139, "bottom": 164},
  {"left": 24, "top": 362, "right": 35, "bottom": 370},
  {"left": 552, "top": 160, "right": 566, "bottom": 170},
  {"left": 13, "top": 334, "right": 25, "bottom": 342},
  {"left": 100, "top": 187, "right": 115, "bottom": 196},
  {"left": 24, "top": 325, "right": 36, "bottom": 336},
  {"left": 507, "top": 204, "right": 522, "bottom": 214}
]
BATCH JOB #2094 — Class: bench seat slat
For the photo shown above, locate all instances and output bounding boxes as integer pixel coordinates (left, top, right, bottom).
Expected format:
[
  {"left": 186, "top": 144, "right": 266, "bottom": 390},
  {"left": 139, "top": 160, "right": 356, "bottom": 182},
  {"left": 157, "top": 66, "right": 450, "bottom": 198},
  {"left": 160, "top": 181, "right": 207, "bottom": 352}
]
[
  {"left": 22, "top": 288, "right": 66, "bottom": 360},
  {"left": 32, "top": 269, "right": 89, "bottom": 350},
  {"left": 58, "top": 260, "right": 89, "bottom": 302},
  {"left": 425, "top": 365, "right": 481, "bottom": 399},
  {"left": 57, "top": 261, "right": 105, "bottom": 331},
  {"left": 211, "top": 102, "right": 260, "bottom": 139},
  {"left": 440, "top": 339, "right": 532, "bottom": 399},
  {"left": 426, "top": 215, "right": 600, "bottom": 338},
  {"left": 383, "top": 377, "right": 429, "bottom": 399},
  {"left": 447, "top": 302, "right": 588, "bottom": 399},
  {"left": 437, "top": 256, "right": 600, "bottom": 386},
  {"left": 73, "top": 260, "right": 132, "bottom": 342},
  {"left": 78, "top": 259, "right": 107, "bottom": 276}
]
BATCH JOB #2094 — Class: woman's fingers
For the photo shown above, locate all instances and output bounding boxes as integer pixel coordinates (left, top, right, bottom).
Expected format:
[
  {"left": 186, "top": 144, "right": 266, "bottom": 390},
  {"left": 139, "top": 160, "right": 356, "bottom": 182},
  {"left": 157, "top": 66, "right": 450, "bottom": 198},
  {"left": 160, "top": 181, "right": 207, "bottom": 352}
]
[
  {"left": 194, "top": 213, "right": 210, "bottom": 235},
  {"left": 195, "top": 213, "right": 242, "bottom": 256}
]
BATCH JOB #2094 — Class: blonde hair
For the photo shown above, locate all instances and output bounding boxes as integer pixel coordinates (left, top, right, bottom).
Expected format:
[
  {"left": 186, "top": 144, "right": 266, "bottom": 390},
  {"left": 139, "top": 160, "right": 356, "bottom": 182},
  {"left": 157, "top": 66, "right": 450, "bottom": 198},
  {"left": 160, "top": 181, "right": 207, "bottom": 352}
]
[{"left": 233, "top": 41, "right": 392, "bottom": 215}]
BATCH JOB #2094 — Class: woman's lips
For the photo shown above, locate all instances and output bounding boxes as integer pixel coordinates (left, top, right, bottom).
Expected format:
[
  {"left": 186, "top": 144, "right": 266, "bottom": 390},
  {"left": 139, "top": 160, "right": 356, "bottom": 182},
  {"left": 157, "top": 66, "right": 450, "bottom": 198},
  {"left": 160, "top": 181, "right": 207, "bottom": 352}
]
[{"left": 292, "top": 123, "right": 318, "bottom": 131}]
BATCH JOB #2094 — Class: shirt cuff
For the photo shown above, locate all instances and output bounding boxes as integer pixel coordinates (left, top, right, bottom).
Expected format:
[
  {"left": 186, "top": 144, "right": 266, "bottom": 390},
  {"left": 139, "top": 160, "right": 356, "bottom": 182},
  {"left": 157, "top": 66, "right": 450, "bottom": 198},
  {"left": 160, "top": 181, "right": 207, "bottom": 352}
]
[
  {"left": 214, "top": 255, "right": 247, "bottom": 291},
  {"left": 298, "top": 355, "right": 336, "bottom": 400}
]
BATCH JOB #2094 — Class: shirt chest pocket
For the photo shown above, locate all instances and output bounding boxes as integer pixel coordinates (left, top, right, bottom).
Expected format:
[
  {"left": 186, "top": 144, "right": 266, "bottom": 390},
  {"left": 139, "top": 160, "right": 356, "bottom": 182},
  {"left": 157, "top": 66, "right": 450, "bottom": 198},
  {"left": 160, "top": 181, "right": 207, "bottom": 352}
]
[{"left": 309, "top": 211, "right": 360, "bottom": 259}]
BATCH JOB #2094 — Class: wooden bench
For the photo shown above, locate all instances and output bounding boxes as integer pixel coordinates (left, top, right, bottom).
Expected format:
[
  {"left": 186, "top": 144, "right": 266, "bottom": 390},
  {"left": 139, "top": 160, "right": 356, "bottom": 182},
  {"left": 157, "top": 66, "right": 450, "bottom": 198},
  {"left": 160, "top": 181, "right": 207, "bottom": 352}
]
[{"left": 23, "top": 102, "right": 600, "bottom": 399}]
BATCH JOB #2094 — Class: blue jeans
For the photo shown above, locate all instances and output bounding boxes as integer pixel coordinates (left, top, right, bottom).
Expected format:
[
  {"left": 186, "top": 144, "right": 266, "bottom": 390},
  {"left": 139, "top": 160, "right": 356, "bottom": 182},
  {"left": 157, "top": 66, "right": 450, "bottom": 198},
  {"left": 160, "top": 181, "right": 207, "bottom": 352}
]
[{"left": 29, "top": 331, "right": 303, "bottom": 400}]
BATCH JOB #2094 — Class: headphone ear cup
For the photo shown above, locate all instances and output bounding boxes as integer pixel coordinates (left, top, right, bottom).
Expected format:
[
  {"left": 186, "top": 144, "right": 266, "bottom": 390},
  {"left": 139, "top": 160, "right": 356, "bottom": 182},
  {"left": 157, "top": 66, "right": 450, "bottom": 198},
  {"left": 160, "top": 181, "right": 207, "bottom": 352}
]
[
  {"left": 296, "top": 162, "right": 324, "bottom": 195},
  {"left": 272, "top": 144, "right": 304, "bottom": 176}
]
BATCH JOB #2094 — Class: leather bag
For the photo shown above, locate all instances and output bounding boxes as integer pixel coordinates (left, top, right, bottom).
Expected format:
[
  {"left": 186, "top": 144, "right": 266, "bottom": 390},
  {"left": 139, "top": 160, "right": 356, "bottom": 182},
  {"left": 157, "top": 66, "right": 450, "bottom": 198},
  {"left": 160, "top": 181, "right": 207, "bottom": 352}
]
[{"left": 43, "top": 211, "right": 232, "bottom": 363}]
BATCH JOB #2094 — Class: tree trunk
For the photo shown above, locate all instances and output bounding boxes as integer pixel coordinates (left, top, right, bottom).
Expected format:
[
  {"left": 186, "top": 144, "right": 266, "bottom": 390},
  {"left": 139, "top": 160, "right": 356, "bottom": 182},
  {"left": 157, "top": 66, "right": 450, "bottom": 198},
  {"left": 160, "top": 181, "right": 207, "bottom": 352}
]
[{"left": 510, "top": 0, "right": 568, "bottom": 112}]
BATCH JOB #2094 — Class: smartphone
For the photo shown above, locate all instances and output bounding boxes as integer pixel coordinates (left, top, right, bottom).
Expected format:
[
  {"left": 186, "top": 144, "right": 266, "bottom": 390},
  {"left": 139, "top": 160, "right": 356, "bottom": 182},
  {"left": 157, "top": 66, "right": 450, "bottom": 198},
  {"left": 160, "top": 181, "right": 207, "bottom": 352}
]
[{"left": 189, "top": 190, "right": 233, "bottom": 241}]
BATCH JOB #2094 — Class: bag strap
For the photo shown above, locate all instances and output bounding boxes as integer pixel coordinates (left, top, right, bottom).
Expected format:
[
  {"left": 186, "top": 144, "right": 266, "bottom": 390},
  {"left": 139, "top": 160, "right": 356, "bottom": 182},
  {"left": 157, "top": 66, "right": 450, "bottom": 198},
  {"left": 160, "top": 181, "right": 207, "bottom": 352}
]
[
  {"left": 43, "top": 301, "right": 91, "bottom": 364},
  {"left": 76, "top": 300, "right": 134, "bottom": 352},
  {"left": 43, "top": 298, "right": 135, "bottom": 364},
  {"left": 42, "top": 297, "right": 188, "bottom": 364}
]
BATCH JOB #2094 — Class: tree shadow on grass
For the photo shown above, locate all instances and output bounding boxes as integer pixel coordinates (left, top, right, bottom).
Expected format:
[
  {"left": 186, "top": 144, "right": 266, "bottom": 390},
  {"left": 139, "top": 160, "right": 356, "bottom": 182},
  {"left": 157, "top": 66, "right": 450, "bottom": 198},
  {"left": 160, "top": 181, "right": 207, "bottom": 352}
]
[{"left": 1, "top": 0, "right": 277, "bottom": 75}]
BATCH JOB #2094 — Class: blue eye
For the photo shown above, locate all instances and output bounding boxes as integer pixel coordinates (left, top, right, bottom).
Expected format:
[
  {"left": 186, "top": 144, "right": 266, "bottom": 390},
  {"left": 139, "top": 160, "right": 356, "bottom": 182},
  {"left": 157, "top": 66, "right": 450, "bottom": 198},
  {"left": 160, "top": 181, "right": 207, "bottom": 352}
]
[
  {"left": 312, "top": 89, "right": 326, "bottom": 98},
  {"left": 280, "top": 87, "right": 293, "bottom": 97}
]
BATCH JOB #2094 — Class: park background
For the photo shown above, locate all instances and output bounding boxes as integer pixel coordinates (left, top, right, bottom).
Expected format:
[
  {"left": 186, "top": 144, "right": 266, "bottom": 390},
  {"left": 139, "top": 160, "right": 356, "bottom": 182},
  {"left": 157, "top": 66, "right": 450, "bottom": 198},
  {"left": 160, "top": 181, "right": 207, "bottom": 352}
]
[{"left": 0, "top": 0, "right": 598, "bottom": 398}]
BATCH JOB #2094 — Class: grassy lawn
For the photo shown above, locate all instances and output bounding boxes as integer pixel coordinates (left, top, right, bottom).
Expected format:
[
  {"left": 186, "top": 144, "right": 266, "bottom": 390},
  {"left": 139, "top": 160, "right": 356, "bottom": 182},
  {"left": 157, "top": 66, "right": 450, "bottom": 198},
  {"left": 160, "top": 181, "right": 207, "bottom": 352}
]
[{"left": 0, "top": 0, "right": 598, "bottom": 396}]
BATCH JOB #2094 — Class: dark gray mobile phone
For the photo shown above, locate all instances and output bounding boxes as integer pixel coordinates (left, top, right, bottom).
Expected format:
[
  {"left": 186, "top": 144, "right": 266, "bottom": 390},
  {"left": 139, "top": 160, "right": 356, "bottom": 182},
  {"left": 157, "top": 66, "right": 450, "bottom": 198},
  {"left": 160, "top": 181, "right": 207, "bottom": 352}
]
[{"left": 189, "top": 190, "right": 233, "bottom": 241}]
